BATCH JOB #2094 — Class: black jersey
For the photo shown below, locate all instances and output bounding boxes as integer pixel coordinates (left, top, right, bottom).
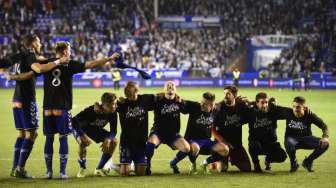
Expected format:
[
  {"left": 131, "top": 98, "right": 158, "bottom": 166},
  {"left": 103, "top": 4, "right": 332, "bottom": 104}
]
[
  {"left": 43, "top": 60, "right": 85, "bottom": 110},
  {"left": 117, "top": 94, "right": 155, "bottom": 147},
  {"left": 72, "top": 105, "right": 117, "bottom": 138},
  {"left": 248, "top": 104, "right": 287, "bottom": 143},
  {"left": 12, "top": 51, "right": 37, "bottom": 106},
  {"left": 152, "top": 96, "right": 184, "bottom": 136},
  {"left": 183, "top": 101, "right": 215, "bottom": 140},
  {"left": 283, "top": 108, "right": 329, "bottom": 138},
  {"left": 214, "top": 101, "right": 250, "bottom": 147}
]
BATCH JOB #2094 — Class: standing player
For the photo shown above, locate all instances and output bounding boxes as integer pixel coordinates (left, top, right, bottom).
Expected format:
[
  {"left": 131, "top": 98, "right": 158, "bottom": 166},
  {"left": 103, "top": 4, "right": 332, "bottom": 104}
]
[
  {"left": 171, "top": 92, "right": 229, "bottom": 174},
  {"left": 72, "top": 92, "right": 118, "bottom": 177},
  {"left": 8, "top": 34, "right": 68, "bottom": 178},
  {"left": 283, "top": 96, "right": 329, "bottom": 172},
  {"left": 117, "top": 81, "right": 155, "bottom": 176},
  {"left": 146, "top": 81, "right": 190, "bottom": 175},
  {"left": 41, "top": 41, "right": 119, "bottom": 179},
  {"left": 247, "top": 92, "right": 287, "bottom": 172},
  {"left": 211, "top": 85, "right": 252, "bottom": 172}
]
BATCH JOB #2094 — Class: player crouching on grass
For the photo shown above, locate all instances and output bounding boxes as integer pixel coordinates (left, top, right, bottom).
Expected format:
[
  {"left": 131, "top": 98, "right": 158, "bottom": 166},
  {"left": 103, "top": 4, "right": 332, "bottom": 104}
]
[
  {"left": 171, "top": 92, "right": 229, "bottom": 175},
  {"left": 72, "top": 92, "right": 118, "bottom": 177},
  {"left": 282, "top": 96, "right": 329, "bottom": 172}
]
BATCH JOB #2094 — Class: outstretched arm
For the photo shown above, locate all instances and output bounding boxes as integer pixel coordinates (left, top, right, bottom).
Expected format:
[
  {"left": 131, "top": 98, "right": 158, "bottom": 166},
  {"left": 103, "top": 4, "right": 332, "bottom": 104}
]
[
  {"left": 31, "top": 57, "right": 69, "bottom": 73},
  {"left": 84, "top": 53, "right": 119, "bottom": 69}
]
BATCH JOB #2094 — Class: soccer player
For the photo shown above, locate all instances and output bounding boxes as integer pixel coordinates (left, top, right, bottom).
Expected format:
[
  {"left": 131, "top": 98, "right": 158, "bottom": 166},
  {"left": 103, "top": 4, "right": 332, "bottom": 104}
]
[
  {"left": 72, "top": 92, "right": 118, "bottom": 177},
  {"left": 211, "top": 85, "right": 252, "bottom": 172},
  {"left": 247, "top": 92, "right": 287, "bottom": 172},
  {"left": 283, "top": 96, "right": 329, "bottom": 172},
  {"left": 117, "top": 81, "right": 155, "bottom": 176},
  {"left": 41, "top": 41, "right": 119, "bottom": 179},
  {"left": 146, "top": 81, "right": 190, "bottom": 175},
  {"left": 8, "top": 34, "right": 68, "bottom": 178},
  {"left": 171, "top": 92, "right": 229, "bottom": 174}
]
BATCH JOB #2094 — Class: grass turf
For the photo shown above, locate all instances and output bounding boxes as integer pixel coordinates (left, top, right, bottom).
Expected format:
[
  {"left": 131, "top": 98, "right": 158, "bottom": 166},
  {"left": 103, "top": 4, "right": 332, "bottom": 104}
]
[{"left": 0, "top": 87, "right": 335, "bottom": 188}]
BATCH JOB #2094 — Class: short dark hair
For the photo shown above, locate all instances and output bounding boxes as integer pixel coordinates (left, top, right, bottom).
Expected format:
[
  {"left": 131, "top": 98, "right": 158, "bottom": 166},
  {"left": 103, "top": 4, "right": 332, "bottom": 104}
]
[
  {"left": 55, "top": 41, "right": 71, "bottom": 54},
  {"left": 256, "top": 92, "right": 268, "bottom": 102},
  {"left": 101, "top": 92, "right": 117, "bottom": 105},
  {"left": 224, "top": 85, "right": 238, "bottom": 97},
  {"left": 203, "top": 92, "right": 215, "bottom": 102},
  {"left": 293, "top": 96, "right": 306, "bottom": 104},
  {"left": 23, "top": 34, "right": 38, "bottom": 49}
]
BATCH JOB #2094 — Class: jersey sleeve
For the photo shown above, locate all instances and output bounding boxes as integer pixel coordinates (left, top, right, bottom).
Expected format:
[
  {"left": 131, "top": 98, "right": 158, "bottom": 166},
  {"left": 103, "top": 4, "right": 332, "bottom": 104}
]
[
  {"left": 107, "top": 113, "right": 118, "bottom": 139},
  {"left": 181, "top": 100, "right": 200, "bottom": 114},
  {"left": 69, "top": 60, "right": 86, "bottom": 75},
  {"left": 274, "top": 105, "right": 291, "bottom": 120},
  {"left": 310, "top": 112, "right": 329, "bottom": 138},
  {"left": 142, "top": 94, "right": 156, "bottom": 110},
  {"left": 26, "top": 53, "right": 37, "bottom": 69}
]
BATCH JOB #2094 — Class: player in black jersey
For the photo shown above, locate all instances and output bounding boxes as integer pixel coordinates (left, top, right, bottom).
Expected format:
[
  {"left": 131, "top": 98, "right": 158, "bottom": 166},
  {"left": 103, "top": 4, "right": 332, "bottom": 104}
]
[
  {"left": 146, "top": 81, "right": 190, "bottom": 175},
  {"left": 247, "top": 92, "right": 287, "bottom": 172},
  {"left": 42, "top": 41, "right": 119, "bottom": 179},
  {"left": 6, "top": 34, "right": 67, "bottom": 179},
  {"left": 211, "top": 86, "right": 252, "bottom": 172},
  {"left": 117, "top": 81, "right": 155, "bottom": 176},
  {"left": 171, "top": 92, "right": 229, "bottom": 175},
  {"left": 283, "top": 96, "right": 329, "bottom": 172},
  {"left": 72, "top": 92, "right": 118, "bottom": 177}
]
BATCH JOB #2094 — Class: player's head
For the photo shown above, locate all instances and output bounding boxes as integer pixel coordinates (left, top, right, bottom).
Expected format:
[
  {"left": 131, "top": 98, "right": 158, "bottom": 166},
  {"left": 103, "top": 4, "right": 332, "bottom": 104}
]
[
  {"left": 256, "top": 92, "right": 269, "bottom": 112},
  {"left": 23, "top": 34, "right": 42, "bottom": 54},
  {"left": 223, "top": 85, "right": 237, "bottom": 106},
  {"left": 201, "top": 92, "right": 216, "bottom": 112},
  {"left": 55, "top": 41, "right": 71, "bottom": 58},
  {"left": 124, "top": 81, "right": 139, "bottom": 101},
  {"left": 101, "top": 92, "right": 118, "bottom": 113},
  {"left": 164, "top": 81, "right": 176, "bottom": 98},
  {"left": 292, "top": 96, "right": 306, "bottom": 117}
]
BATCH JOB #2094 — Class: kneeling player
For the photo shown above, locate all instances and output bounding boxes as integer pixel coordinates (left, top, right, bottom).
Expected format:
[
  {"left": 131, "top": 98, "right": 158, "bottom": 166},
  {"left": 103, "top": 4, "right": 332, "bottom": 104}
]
[
  {"left": 117, "top": 81, "right": 155, "bottom": 176},
  {"left": 283, "top": 96, "right": 329, "bottom": 172},
  {"left": 171, "top": 92, "right": 229, "bottom": 174},
  {"left": 72, "top": 92, "right": 118, "bottom": 177}
]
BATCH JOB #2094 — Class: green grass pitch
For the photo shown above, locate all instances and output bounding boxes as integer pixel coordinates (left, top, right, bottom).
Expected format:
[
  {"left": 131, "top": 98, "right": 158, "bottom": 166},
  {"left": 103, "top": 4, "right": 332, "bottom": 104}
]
[{"left": 0, "top": 87, "right": 335, "bottom": 188}]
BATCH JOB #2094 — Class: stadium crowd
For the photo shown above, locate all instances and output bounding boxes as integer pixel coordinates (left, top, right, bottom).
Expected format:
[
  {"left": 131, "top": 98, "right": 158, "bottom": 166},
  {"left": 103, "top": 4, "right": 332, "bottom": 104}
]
[{"left": 0, "top": 0, "right": 335, "bottom": 75}]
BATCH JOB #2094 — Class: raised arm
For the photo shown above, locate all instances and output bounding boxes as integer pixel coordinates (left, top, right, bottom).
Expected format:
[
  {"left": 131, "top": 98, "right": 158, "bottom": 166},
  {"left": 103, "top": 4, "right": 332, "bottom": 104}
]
[
  {"left": 31, "top": 57, "right": 69, "bottom": 73},
  {"left": 84, "top": 53, "right": 119, "bottom": 69}
]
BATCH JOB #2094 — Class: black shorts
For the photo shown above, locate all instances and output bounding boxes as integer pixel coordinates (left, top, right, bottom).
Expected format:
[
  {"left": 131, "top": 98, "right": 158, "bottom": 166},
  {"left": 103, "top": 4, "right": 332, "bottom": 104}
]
[{"left": 81, "top": 126, "right": 110, "bottom": 143}]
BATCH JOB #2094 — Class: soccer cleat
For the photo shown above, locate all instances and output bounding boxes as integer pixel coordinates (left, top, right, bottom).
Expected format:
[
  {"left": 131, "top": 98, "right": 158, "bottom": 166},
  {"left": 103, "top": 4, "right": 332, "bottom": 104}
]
[
  {"left": 221, "top": 158, "right": 229, "bottom": 172},
  {"left": 264, "top": 157, "right": 271, "bottom": 171},
  {"left": 77, "top": 168, "right": 86, "bottom": 178},
  {"left": 45, "top": 171, "right": 53, "bottom": 179},
  {"left": 15, "top": 169, "right": 34, "bottom": 179},
  {"left": 145, "top": 165, "right": 152, "bottom": 176},
  {"left": 169, "top": 162, "right": 180, "bottom": 174},
  {"left": 290, "top": 161, "right": 300, "bottom": 173},
  {"left": 188, "top": 163, "right": 198, "bottom": 175},
  {"left": 302, "top": 157, "right": 314, "bottom": 172},
  {"left": 60, "top": 173, "right": 69, "bottom": 179},
  {"left": 10, "top": 169, "right": 16, "bottom": 177},
  {"left": 94, "top": 169, "right": 109, "bottom": 177}
]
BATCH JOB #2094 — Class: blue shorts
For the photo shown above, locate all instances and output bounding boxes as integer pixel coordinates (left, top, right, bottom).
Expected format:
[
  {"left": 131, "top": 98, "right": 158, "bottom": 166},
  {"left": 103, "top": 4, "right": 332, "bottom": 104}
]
[
  {"left": 13, "top": 102, "right": 39, "bottom": 130},
  {"left": 72, "top": 125, "right": 110, "bottom": 143},
  {"left": 149, "top": 130, "right": 182, "bottom": 149},
  {"left": 120, "top": 144, "right": 147, "bottom": 165},
  {"left": 189, "top": 139, "right": 217, "bottom": 155},
  {"left": 43, "top": 110, "right": 72, "bottom": 136}
]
